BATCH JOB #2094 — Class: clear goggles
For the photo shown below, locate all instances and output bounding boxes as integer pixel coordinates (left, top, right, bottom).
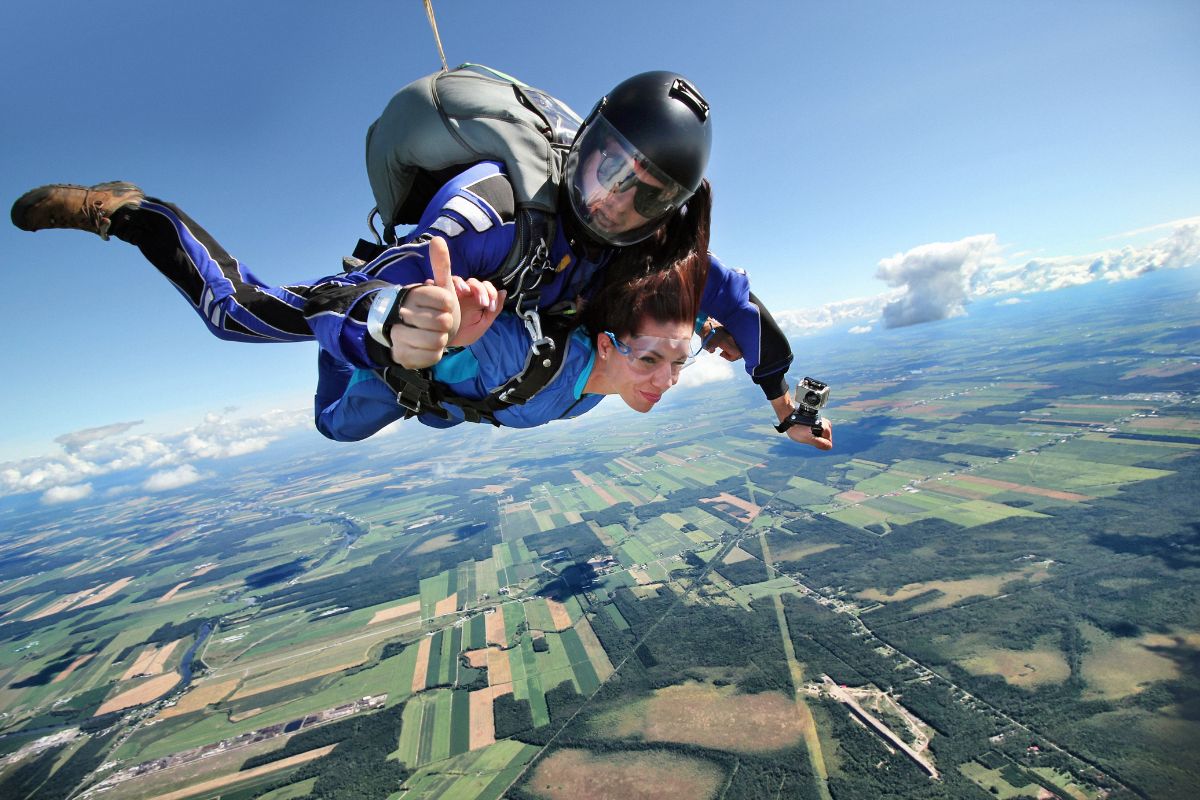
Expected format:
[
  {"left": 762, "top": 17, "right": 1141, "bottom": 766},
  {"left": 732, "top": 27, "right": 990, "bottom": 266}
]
[{"left": 603, "top": 329, "right": 715, "bottom": 376}]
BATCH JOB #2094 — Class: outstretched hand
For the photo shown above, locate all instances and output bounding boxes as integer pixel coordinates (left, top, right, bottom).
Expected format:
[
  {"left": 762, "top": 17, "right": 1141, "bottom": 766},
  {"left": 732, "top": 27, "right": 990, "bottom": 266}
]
[
  {"left": 771, "top": 393, "right": 835, "bottom": 451},
  {"left": 388, "top": 237, "right": 502, "bottom": 369},
  {"left": 787, "top": 418, "right": 834, "bottom": 451}
]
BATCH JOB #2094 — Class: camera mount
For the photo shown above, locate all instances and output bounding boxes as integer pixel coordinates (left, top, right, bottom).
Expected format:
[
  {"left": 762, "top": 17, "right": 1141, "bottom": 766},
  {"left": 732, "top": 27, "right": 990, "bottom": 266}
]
[{"left": 775, "top": 376, "right": 829, "bottom": 437}]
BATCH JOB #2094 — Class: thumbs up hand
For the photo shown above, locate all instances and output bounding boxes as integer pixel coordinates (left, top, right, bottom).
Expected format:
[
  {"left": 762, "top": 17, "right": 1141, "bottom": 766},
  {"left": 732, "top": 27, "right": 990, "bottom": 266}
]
[{"left": 388, "top": 237, "right": 503, "bottom": 369}]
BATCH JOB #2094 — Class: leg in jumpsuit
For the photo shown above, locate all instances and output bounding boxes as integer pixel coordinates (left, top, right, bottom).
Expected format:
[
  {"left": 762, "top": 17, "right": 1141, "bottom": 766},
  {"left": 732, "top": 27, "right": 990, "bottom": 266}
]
[{"left": 108, "top": 197, "right": 325, "bottom": 343}]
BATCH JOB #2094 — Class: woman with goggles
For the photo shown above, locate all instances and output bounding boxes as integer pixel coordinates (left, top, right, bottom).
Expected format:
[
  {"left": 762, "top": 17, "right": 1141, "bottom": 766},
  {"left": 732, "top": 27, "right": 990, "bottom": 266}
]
[{"left": 312, "top": 238, "right": 710, "bottom": 439}]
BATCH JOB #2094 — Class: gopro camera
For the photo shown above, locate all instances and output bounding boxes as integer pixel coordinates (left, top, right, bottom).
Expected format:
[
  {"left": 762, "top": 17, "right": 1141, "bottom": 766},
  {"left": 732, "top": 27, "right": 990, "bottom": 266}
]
[{"left": 777, "top": 376, "right": 829, "bottom": 437}]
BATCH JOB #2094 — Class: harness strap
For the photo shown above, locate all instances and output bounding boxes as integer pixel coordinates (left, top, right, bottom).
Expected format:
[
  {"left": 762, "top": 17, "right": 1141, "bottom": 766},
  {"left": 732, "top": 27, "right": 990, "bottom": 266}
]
[{"left": 376, "top": 311, "right": 577, "bottom": 426}]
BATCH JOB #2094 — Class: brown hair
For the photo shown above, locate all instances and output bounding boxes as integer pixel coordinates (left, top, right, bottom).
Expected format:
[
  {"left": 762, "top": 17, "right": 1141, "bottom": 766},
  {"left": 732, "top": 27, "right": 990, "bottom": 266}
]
[{"left": 580, "top": 179, "right": 712, "bottom": 338}]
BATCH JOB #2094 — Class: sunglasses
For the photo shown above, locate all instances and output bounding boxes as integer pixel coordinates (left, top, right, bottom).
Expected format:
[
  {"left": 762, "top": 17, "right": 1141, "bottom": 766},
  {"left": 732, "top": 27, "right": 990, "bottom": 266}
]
[{"left": 596, "top": 149, "right": 680, "bottom": 219}]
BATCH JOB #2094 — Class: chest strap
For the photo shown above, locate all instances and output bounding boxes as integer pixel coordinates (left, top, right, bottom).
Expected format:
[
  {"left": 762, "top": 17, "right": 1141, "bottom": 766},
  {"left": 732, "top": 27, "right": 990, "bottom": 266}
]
[{"left": 377, "top": 310, "right": 579, "bottom": 426}]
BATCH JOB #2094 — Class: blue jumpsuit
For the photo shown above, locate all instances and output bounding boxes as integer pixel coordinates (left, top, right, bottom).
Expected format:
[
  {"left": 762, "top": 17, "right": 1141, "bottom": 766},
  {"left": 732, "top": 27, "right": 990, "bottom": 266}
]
[
  {"left": 313, "top": 315, "right": 603, "bottom": 441},
  {"left": 107, "top": 161, "right": 793, "bottom": 398}
]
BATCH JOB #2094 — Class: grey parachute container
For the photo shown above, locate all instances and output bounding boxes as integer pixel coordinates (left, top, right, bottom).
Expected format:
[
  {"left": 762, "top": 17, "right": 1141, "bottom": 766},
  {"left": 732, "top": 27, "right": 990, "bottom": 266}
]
[{"left": 365, "top": 64, "right": 582, "bottom": 236}]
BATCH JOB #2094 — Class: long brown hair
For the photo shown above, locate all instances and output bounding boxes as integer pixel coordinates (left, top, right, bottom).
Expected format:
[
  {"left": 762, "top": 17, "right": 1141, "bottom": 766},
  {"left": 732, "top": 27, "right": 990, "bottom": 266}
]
[{"left": 580, "top": 179, "right": 712, "bottom": 338}]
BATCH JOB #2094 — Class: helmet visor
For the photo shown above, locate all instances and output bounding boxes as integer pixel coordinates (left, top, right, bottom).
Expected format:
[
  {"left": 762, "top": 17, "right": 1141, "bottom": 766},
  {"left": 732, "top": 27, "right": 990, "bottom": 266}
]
[{"left": 566, "top": 116, "right": 693, "bottom": 246}]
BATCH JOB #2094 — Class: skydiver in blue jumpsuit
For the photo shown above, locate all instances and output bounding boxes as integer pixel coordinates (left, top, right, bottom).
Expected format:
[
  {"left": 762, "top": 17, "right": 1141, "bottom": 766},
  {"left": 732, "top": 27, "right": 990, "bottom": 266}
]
[
  {"left": 313, "top": 242, "right": 708, "bottom": 441},
  {"left": 10, "top": 70, "right": 833, "bottom": 451}
]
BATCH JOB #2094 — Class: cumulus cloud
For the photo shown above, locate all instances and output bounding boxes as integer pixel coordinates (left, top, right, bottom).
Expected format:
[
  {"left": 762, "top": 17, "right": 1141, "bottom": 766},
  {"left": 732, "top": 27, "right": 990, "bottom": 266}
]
[
  {"left": 773, "top": 294, "right": 894, "bottom": 336},
  {"left": 1, "top": 406, "right": 310, "bottom": 500},
  {"left": 143, "top": 464, "right": 205, "bottom": 491},
  {"left": 676, "top": 350, "right": 735, "bottom": 389},
  {"left": 41, "top": 483, "right": 94, "bottom": 505},
  {"left": 54, "top": 421, "right": 144, "bottom": 452},
  {"left": 875, "top": 234, "right": 1002, "bottom": 328},
  {"left": 769, "top": 216, "right": 1198, "bottom": 338},
  {"left": 978, "top": 221, "right": 1200, "bottom": 296}
]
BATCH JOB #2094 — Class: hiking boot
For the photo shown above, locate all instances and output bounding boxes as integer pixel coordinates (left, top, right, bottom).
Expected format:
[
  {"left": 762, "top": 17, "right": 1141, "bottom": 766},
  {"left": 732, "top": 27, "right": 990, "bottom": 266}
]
[{"left": 11, "top": 181, "right": 144, "bottom": 240}]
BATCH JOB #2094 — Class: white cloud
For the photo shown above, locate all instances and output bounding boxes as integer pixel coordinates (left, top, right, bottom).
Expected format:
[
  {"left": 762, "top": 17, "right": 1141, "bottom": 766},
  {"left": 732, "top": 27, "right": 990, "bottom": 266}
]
[
  {"left": 773, "top": 293, "right": 894, "bottom": 336},
  {"left": 54, "top": 421, "right": 144, "bottom": 452},
  {"left": 144, "top": 464, "right": 205, "bottom": 491},
  {"left": 770, "top": 215, "right": 1199, "bottom": 337},
  {"left": 41, "top": 483, "right": 93, "bottom": 505},
  {"left": 876, "top": 234, "right": 1003, "bottom": 328},
  {"left": 1, "top": 406, "right": 309, "bottom": 500},
  {"left": 675, "top": 350, "right": 735, "bottom": 389},
  {"left": 1104, "top": 215, "right": 1200, "bottom": 240},
  {"left": 848, "top": 324, "right": 873, "bottom": 334},
  {"left": 976, "top": 221, "right": 1200, "bottom": 296},
  {"left": 997, "top": 297, "right": 1023, "bottom": 306}
]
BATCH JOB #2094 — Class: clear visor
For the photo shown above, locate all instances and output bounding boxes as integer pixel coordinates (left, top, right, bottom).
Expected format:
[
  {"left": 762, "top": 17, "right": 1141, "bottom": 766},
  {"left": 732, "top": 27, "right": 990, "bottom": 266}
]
[
  {"left": 566, "top": 117, "right": 693, "bottom": 246},
  {"left": 604, "top": 330, "right": 712, "bottom": 376}
]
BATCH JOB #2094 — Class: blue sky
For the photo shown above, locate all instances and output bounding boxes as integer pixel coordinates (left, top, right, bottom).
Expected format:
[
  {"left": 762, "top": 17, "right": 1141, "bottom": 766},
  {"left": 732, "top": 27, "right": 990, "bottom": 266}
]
[{"left": 1, "top": 1, "right": 1197, "bottom": 491}]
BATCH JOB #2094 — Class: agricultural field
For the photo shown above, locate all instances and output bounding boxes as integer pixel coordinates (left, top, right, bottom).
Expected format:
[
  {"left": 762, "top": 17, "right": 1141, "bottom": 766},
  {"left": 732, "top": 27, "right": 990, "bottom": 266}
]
[{"left": 2, "top": 270, "right": 1198, "bottom": 799}]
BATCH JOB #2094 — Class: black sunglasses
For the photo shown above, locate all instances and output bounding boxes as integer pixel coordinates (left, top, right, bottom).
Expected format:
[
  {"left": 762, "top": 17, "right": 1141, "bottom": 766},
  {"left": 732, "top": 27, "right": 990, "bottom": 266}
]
[{"left": 596, "top": 149, "right": 678, "bottom": 218}]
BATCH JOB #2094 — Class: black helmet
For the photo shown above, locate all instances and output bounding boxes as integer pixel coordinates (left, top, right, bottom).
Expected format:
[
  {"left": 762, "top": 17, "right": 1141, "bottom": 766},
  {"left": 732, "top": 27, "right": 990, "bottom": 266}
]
[{"left": 565, "top": 71, "right": 712, "bottom": 246}]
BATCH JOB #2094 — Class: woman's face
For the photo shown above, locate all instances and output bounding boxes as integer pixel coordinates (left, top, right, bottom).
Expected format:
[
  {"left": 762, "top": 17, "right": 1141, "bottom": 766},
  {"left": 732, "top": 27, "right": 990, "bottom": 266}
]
[{"left": 598, "top": 318, "right": 695, "bottom": 413}]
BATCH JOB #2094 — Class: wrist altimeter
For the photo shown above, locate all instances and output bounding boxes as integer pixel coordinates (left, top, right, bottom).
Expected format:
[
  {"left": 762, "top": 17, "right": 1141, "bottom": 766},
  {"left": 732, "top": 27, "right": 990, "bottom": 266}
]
[{"left": 775, "top": 376, "right": 830, "bottom": 436}]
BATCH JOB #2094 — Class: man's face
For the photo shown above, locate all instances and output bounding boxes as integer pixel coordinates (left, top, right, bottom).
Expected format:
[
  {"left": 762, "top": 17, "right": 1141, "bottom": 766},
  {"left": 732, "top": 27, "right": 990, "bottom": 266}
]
[{"left": 577, "top": 140, "right": 671, "bottom": 236}]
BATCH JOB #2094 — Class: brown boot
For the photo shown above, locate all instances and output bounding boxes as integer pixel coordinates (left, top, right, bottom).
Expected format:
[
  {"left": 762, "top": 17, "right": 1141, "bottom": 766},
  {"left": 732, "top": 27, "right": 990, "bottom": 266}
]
[{"left": 11, "top": 181, "right": 144, "bottom": 240}]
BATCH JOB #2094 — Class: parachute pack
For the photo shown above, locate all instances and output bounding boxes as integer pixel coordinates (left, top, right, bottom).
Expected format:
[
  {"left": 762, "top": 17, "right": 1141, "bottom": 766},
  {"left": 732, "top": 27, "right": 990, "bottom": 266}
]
[
  {"left": 363, "top": 63, "right": 581, "bottom": 291},
  {"left": 360, "top": 64, "right": 585, "bottom": 423}
]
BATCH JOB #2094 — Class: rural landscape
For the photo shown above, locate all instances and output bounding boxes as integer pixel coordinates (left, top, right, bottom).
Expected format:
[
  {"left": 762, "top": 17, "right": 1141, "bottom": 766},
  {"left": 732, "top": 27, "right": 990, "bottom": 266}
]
[{"left": 1, "top": 269, "right": 1197, "bottom": 799}]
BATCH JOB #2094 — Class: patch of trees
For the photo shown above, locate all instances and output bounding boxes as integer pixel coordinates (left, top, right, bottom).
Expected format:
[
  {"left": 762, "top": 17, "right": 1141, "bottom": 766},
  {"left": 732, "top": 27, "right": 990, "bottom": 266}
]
[
  {"left": 232, "top": 704, "right": 409, "bottom": 799},
  {"left": 0, "top": 606, "right": 108, "bottom": 645},
  {"left": 258, "top": 529, "right": 492, "bottom": 614},
  {"left": 0, "top": 731, "right": 117, "bottom": 800},
  {"left": 494, "top": 693, "right": 535, "bottom": 738},
  {"left": 781, "top": 593, "right": 998, "bottom": 761},
  {"left": 522, "top": 522, "right": 605, "bottom": 559},
  {"left": 582, "top": 501, "right": 634, "bottom": 527},
  {"left": 610, "top": 589, "right": 793, "bottom": 695},
  {"left": 544, "top": 679, "right": 585, "bottom": 722},
  {"left": 240, "top": 709, "right": 377, "bottom": 770},
  {"left": 458, "top": 663, "right": 489, "bottom": 692},
  {"left": 536, "top": 562, "right": 599, "bottom": 600},
  {"left": 715, "top": 558, "right": 769, "bottom": 587},
  {"left": 781, "top": 594, "right": 898, "bottom": 688},
  {"left": 243, "top": 558, "right": 309, "bottom": 589},
  {"left": 587, "top": 602, "right": 635, "bottom": 664},
  {"left": 816, "top": 699, "right": 984, "bottom": 800},
  {"left": 378, "top": 640, "right": 406, "bottom": 660}
]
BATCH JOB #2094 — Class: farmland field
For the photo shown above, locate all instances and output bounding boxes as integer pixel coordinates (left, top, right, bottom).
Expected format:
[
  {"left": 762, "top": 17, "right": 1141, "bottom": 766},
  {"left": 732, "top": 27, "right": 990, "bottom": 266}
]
[{"left": 2, "top": 270, "right": 1198, "bottom": 800}]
